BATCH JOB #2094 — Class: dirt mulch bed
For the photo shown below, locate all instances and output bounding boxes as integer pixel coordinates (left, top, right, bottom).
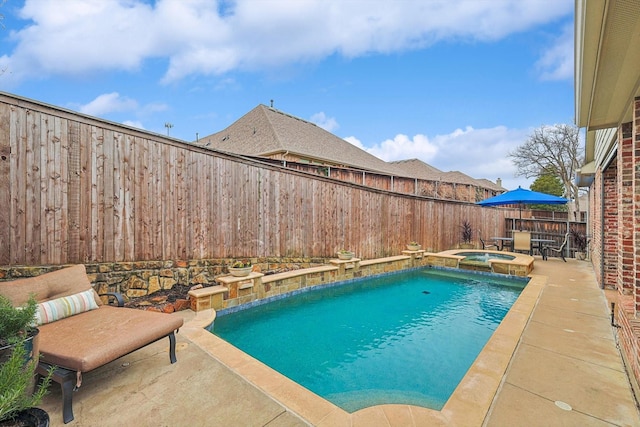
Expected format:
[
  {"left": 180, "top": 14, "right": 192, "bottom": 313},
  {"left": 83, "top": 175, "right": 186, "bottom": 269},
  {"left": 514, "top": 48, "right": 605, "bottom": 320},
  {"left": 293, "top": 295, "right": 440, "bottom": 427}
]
[
  {"left": 125, "top": 284, "right": 194, "bottom": 313},
  {"left": 124, "top": 267, "right": 305, "bottom": 312}
]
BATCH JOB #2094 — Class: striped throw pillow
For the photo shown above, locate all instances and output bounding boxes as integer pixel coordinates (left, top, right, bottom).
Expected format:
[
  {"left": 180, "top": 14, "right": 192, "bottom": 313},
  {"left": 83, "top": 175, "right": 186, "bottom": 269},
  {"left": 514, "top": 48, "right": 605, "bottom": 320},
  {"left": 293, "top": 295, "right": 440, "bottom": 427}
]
[{"left": 35, "top": 289, "right": 99, "bottom": 325}]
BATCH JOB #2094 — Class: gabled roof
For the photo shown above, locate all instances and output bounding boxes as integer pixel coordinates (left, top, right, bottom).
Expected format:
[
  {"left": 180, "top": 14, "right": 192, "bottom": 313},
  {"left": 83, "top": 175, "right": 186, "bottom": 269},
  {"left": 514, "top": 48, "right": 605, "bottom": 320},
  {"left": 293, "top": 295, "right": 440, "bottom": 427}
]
[
  {"left": 198, "top": 105, "right": 503, "bottom": 192},
  {"left": 476, "top": 178, "right": 506, "bottom": 192},
  {"left": 389, "top": 159, "right": 442, "bottom": 180},
  {"left": 439, "top": 171, "right": 481, "bottom": 186},
  {"left": 197, "top": 104, "right": 406, "bottom": 176},
  {"left": 390, "top": 159, "right": 503, "bottom": 190}
]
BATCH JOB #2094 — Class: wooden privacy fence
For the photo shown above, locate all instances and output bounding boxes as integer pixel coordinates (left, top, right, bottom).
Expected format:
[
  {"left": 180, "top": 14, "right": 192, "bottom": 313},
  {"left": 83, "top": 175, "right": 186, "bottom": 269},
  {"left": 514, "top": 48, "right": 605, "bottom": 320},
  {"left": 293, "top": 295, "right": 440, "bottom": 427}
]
[
  {"left": 260, "top": 157, "right": 501, "bottom": 203},
  {"left": 0, "top": 92, "right": 511, "bottom": 267}
]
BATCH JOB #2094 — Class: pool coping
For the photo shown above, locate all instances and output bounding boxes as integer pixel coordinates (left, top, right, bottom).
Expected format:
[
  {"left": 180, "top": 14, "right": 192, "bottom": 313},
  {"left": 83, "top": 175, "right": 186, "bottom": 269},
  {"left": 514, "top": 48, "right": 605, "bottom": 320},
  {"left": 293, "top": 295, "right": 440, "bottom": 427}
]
[
  {"left": 435, "top": 249, "right": 535, "bottom": 277},
  {"left": 181, "top": 272, "right": 546, "bottom": 426}
]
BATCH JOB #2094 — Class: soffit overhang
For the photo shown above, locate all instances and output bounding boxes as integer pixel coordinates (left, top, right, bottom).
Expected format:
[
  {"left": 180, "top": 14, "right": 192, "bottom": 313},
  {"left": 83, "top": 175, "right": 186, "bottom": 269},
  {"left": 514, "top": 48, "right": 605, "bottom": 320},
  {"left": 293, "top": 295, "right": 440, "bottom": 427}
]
[{"left": 575, "top": 0, "right": 640, "bottom": 141}]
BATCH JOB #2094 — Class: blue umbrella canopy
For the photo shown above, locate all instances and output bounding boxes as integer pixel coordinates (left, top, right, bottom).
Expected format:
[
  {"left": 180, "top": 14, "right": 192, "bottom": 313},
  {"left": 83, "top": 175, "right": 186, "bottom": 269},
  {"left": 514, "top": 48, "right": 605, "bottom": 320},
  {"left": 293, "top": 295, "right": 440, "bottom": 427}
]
[
  {"left": 477, "top": 186, "right": 568, "bottom": 207},
  {"left": 477, "top": 186, "right": 568, "bottom": 222}
]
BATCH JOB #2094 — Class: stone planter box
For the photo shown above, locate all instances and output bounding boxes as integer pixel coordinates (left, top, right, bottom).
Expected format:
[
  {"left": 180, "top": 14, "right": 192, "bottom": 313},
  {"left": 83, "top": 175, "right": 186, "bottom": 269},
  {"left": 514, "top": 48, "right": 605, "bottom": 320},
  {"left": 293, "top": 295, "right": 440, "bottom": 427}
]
[{"left": 228, "top": 266, "right": 253, "bottom": 277}]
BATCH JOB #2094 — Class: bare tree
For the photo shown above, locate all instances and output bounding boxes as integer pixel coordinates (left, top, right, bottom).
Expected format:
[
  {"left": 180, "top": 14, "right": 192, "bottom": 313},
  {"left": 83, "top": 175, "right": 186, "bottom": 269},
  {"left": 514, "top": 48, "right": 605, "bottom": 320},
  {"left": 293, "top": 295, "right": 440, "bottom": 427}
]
[{"left": 509, "top": 124, "right": 582, "bottom": 214}]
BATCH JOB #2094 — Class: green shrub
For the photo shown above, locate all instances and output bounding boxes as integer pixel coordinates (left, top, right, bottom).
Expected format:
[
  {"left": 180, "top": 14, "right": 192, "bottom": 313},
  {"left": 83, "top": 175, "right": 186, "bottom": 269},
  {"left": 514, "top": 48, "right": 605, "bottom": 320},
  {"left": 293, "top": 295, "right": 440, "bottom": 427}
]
[
  {"left": 0, "top": 295, "right": 38, "bottom": 347},
  {"left": 0, "top": 340, "right": 52, "bottom": 422}
]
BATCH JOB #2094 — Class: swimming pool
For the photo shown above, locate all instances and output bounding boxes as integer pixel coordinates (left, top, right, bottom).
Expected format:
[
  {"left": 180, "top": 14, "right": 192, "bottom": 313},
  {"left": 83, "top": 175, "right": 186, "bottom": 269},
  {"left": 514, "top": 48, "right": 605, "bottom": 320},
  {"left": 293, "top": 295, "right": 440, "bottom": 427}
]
[{"left": 211, "top": 268, "right": 528, "bottom": 412}]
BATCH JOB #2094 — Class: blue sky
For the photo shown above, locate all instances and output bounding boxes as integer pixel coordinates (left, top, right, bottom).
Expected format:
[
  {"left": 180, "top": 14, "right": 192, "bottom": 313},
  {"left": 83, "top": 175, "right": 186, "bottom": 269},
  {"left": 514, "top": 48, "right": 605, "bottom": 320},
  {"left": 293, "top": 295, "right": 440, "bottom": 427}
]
[{"left": 0, "top": 0, "right": 575, "bottom": 190}]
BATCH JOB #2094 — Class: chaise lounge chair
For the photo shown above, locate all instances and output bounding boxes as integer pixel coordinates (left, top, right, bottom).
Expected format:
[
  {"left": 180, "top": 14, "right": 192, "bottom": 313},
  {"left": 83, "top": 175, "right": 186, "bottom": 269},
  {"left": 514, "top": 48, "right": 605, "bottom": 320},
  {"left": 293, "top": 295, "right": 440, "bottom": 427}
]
[
  {"left": 479, "top": 231, "right": 500, "bottom": 250},
  {"left": 0, "top": 265, "right": 184, "bottom": 424},
  {"left": 542, "top": 232, "right": 569, "bottom": 261}
]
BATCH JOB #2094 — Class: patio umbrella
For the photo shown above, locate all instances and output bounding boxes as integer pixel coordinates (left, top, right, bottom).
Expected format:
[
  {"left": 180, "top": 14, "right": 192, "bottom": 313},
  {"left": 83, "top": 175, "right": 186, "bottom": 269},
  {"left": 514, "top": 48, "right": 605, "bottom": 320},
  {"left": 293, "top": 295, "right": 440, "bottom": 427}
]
[{"left": 477, "top": 186, "right": 568, "bottom": 220}]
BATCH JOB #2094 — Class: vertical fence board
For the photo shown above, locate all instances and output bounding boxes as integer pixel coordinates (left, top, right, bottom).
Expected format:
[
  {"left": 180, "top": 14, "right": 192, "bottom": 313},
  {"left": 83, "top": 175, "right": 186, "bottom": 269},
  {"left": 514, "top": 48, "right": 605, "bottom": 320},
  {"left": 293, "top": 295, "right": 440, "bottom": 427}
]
[
  {"left": 67, "top": 120, "right": 81, "bottom": 262},
  {"left": 150, "top": 140, "right": 162, "bottom": 259},
  {"left": 78, "top": 123, "right": 91, "bottom": 262},
  {"left": 123, "top": 135, "right": 135, "bottom": 260},
  {"left": 91, "top": 126, "right": 104, "bottom": 261},
  {"left": 161, "top": 145, "right": 177, "bottom": 259},
  {"left": 9, "top": 106, "right": 25, "bottom": 264},
  {"left": 101, "top": 129, "right": 114, "bottom": 261},
  {"left": 0, "top": 104, "right": 10, "bottom": 264},
  {"left": 57, "top": 117, "right": 69, "bottom": 264},
  {"left": 41, "top": 115, "right": 55, "bottom": 264},
  {"left": 135, "top": 138, "right": 148, "bottom": 260},
  {"left": 112, "top": 132, "right": 124, "bottom": 261},
  {"left": 55, "top": 118, "right": 69, "bottom": 264},
  {"left": 25, "top": 110, "right": 41, "bottom": 264}
]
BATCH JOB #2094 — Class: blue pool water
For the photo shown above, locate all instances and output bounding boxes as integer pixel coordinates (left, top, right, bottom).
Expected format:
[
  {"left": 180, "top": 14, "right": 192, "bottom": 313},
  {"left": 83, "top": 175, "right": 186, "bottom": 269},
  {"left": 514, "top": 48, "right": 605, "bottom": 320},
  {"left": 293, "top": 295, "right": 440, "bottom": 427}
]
[
  {"left": 456, "top": 252, "right": 516, "bottom": 262},
  {"left": 211, "top": 268, "right": 527, "bottom": 412}
]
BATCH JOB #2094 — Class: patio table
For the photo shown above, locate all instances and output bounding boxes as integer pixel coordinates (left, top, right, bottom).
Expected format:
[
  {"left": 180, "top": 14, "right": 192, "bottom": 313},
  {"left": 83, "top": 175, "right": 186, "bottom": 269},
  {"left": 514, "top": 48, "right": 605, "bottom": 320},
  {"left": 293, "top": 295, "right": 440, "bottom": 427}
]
[{"left": 490, "top": 237, "right": 555, "bottom": 256}]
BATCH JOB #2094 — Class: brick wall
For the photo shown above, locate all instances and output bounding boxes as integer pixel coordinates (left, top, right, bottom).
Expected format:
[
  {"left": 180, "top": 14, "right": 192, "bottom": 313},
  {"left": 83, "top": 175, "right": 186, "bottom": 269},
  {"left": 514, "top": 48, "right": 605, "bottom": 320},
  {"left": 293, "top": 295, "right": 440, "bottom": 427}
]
[
  {"left": 590, "top": 168, "right": 602, "bottom": 286},
  {"left": 611, "top": 97, "right": 640, "bottom": 397},
  {"left": 634, "top": 98, "right": 640, "bottom": 312},
  {"left": 616, "top": 296, "right": 640, "bottom": 395},
  {"left": 601, "top": 161, "right": 618, "bottom": 289},
  {"left": 617, "top": 123, "right": 634, "bottom": 294}
]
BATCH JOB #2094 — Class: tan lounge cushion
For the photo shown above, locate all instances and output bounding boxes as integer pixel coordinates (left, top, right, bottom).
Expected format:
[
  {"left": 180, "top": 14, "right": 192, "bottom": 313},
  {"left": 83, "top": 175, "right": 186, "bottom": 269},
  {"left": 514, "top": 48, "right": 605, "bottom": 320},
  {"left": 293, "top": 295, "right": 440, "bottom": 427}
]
[
  {"left": 38, "top": 306, "right": 184, "bottom": 372},
  {"left": 0, "top": 264, "right": 102, "bottom": 307}
]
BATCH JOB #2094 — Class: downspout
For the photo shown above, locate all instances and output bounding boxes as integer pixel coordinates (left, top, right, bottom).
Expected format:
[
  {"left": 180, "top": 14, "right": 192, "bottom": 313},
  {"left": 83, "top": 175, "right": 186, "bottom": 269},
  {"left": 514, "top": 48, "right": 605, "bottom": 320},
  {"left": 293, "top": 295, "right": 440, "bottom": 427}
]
[{"left": 600, "top": 173, "right": 605, "bottom": 289}]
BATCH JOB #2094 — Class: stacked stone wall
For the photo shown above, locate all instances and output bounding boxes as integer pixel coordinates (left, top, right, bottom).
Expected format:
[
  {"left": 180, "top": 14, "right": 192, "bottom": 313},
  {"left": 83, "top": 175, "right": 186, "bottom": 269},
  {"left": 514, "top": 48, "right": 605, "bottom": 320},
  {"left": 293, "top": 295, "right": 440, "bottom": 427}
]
[{"left": 0, "top": 257, "right": 326, "bottom": 300}]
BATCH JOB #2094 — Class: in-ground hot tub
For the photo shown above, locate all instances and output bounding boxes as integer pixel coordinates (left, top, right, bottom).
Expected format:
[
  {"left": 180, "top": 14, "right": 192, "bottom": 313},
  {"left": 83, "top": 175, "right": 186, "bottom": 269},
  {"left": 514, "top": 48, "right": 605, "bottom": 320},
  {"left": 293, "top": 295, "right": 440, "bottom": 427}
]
[{"left": 425, "top": 249, "right": 534, "bottom": 276}]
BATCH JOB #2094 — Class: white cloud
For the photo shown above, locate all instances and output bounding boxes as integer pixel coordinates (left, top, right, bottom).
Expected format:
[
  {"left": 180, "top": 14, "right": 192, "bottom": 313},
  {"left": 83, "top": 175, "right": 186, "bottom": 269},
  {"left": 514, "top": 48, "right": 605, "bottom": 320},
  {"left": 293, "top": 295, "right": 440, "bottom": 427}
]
[
  {"left": 536, "top": 23, "right": 574, "bottom": 81},
  {"left": 77, "top": 93, "right": 167, "bottom": 130},
  {"left": 79, "top": 92, "right": 138, "bottom": 116},
  {"left": 1, "top": 0, "right": 573, "bottom": 84},
  {"left": 344, "top": 136, "right": 366, "bottom": 150},
  {"left": 367, "top": 134, "right": 438, "bottom": 162},
  {"left": 122, "top": 120, "right": 145, "bottom": 130},
  {"left": 310, "top": 112, "right": 339, "bottom": 132},
  {"left": 366, "top": 125, "right": 533, "bottom": 190}
]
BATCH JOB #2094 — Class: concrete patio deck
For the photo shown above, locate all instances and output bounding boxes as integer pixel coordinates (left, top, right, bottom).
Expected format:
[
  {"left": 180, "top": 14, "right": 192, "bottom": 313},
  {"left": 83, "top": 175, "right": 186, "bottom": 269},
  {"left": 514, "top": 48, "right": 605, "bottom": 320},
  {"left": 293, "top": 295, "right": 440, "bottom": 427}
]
[{"left": 38, "top": 258, "right": 640, "bottom": 426}]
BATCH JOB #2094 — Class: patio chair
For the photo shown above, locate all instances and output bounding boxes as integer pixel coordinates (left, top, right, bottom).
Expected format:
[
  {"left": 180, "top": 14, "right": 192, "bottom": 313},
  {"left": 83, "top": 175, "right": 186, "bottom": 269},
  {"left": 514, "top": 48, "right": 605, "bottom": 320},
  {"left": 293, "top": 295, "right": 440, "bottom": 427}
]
[
  {"left": 512, "top": 231, "right": 532, "bottom": 254},
  {"left": 479, "top": 231, "right": 500, "bottom": 250},
  {"left": 542, "top": 232, "right": 569, "bottom": 261}
]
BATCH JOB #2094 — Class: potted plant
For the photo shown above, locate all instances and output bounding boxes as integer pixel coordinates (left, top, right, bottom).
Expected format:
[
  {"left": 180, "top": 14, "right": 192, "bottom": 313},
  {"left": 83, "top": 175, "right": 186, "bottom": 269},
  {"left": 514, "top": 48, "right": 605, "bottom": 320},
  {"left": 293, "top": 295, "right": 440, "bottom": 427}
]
[
  {"left": 0, "top": 341, "right": 52, "bottom": 426},
  {"left": 460, "top": 220, "right": 474, "bottom": 249},
  {"left": 406, "top": 241, "right": 421, "bottom": 251},
  {"left": 0, "top": 295, "right": 39, "bottom": 363},
  {"left": 336, "top": 250, "right": 354, "bottom": 260},
  {"left": 570, "top": 229, "right": 588, "bottom": 260},
  {"left": 0, "top": 295, "right": 52, "bottom": 426},
  {"left": 228, "top": 260, "right": 253, "bottom": 277}
]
